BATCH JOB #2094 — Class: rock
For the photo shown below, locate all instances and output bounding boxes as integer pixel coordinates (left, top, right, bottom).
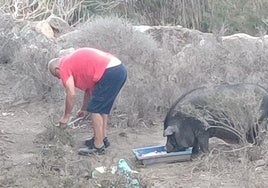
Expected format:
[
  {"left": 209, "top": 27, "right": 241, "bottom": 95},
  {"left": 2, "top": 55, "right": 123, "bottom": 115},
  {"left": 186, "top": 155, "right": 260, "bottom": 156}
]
[
  {"left": 133, "top": 25, "right": 152, "bottom": 32},
  {"left": 46, "top": 15, "right": 71, "bottom": 37},
  {"left": 34, "top": 20, "right": 54, "bottom": 38}
]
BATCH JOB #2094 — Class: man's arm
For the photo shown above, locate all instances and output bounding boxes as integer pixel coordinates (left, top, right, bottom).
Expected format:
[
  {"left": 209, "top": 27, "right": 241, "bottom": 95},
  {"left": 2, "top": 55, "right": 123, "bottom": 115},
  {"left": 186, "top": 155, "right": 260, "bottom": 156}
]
[
  {"left": 60, "top": 76, "right": 76, "bottom": 124},
  {"left": 81, "top": 89, "right": 91, "bottom": 111},
  {"left": 76, "top": 89, "right": 91, "bottom": 118}
]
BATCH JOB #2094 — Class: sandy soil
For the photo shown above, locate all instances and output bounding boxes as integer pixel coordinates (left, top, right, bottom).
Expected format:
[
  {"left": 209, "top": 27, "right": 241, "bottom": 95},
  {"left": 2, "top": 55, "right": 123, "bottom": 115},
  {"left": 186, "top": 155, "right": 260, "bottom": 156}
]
[{"left": 1, "top": 99, "right": 268, "bottom": 188}]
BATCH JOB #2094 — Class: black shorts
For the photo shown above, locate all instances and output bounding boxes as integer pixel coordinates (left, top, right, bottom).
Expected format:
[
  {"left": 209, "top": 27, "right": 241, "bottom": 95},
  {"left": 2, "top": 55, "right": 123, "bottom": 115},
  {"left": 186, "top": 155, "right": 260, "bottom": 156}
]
[{"left": 87, "top": 64, "right": 127, "bottom": 114}]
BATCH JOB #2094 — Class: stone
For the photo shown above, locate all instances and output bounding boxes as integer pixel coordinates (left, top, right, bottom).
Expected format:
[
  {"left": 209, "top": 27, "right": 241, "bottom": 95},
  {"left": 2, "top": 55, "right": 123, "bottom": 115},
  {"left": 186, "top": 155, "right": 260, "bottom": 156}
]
[{"left": 46, "top": 15, "right": 71, "bottom": 37}]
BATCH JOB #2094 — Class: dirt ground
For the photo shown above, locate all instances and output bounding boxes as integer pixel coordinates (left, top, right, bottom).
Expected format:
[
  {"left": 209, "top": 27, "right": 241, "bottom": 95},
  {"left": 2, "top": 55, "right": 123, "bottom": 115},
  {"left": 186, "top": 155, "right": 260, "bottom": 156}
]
[{"left": 1, "top": 99, "right": 268, "bottom": 188}]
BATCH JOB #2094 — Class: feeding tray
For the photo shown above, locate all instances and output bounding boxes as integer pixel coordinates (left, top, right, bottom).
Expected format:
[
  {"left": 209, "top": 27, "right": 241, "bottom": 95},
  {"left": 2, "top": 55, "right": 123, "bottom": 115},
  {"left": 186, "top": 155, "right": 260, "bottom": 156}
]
[{"left": 132, "top": 145, "right": 192, "bottom": 165}]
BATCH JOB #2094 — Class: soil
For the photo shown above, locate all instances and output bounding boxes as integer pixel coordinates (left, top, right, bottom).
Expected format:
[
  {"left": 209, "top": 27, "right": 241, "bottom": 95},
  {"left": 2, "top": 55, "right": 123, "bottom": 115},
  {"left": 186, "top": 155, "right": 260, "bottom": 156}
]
[{"left": 1, "top": 99, "right": 268, "bottom": 188}]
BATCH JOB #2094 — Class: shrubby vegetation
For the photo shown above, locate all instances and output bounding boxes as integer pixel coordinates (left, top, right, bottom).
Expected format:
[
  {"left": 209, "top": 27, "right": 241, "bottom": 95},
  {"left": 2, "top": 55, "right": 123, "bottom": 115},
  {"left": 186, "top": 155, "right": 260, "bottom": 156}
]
[
  {"left": 0, "top": 0, "right": 268, "bottom": 36},
  {"left": 1, "top": 2, "right": 268, "bottom": 126}
]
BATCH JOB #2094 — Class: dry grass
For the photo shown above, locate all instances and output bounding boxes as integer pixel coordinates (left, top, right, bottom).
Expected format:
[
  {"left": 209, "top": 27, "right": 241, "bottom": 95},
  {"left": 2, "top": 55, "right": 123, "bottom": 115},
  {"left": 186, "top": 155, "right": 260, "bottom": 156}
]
[
  {"left": 31, "top": 119, "right": 149, "bottom": 188},
  {"left": 201, "top": 141, "right": 268, "bottom": 187},
  {"left": 0, "top": 0, "right": 85, "bottom": 23},
  {"left": 31, "top": 119, "right": 94, "bottom": 188}
]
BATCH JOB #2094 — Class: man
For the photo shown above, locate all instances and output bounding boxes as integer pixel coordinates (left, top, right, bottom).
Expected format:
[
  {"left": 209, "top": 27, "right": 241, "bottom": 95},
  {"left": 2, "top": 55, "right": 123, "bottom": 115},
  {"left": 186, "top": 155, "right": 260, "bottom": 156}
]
[{"left": 48, "top": 47, "right": 127, "bottom": 155}]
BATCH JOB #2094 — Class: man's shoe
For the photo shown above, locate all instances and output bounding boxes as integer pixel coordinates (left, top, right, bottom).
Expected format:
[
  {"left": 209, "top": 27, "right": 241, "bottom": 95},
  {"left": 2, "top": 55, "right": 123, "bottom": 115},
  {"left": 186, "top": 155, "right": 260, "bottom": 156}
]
[
  {"left": 78, "top": 145, "right": 105, "bottom": 156},
  {"left": 85, "top": 137, "right": 110, "bottom": 148}
]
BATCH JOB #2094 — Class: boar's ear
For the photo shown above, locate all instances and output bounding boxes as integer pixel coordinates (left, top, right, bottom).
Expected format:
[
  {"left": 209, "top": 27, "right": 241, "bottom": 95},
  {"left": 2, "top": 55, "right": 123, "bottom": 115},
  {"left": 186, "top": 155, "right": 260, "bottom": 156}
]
[
  {"left": 163, "top": 126, "right": 176, "bottom": 137},
  {"left": 206, "top": 126, "right": 244, "bottom": 144}
]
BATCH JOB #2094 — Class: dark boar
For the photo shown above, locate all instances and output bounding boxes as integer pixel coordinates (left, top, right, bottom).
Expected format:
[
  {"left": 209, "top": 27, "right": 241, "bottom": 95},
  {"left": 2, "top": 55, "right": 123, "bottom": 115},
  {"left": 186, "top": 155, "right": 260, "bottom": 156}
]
[{"left": 164, "top": 83, "right": 268, "bottom": 154}]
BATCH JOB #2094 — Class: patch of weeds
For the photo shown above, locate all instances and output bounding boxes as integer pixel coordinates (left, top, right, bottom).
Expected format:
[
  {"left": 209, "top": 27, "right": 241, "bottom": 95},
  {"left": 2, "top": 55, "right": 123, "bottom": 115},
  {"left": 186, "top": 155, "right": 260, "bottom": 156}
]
[{"left": 34, "top": 123, "right": 75, "bottom": 147}]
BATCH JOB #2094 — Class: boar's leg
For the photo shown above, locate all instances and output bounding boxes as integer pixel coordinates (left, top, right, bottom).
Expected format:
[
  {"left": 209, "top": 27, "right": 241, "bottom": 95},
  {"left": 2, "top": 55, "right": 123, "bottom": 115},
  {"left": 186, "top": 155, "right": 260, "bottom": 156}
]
[
  {"left": 192, "top": 138, "right": 199, "bottom": 154},
  {"left": 246, "top": 124, "right": 259, "bottom": 144},
  {"left": 196, "top": 131, "right": 209, "bottom": 153}
]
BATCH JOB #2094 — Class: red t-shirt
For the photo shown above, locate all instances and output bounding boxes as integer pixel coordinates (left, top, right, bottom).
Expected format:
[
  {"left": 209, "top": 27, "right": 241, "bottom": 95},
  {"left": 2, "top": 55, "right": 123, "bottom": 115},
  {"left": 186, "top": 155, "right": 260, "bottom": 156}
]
[{"left": 59, "top": 48, "right": 114, "bottom": 92}]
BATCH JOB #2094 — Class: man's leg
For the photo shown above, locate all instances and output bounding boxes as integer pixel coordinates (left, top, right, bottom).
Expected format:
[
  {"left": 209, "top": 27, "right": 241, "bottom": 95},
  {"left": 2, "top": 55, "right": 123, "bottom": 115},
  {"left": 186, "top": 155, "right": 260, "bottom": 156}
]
[
  {"left": 84, "top": 113, "right": 110, "bottom": 148},
  {"left": 102, "top": 114, "right": 108, "bottom": 138},
  {"left": 79, "top": 64, "right": 126, "bottom": 155},
  {"left": 91, "top": 113, "right": 104, "bottom": 147}
]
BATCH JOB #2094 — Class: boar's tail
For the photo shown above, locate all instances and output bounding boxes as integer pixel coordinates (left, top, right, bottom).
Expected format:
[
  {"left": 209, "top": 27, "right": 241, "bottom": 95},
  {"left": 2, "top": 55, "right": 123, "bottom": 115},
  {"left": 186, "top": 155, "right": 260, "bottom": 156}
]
[
  {"left": 164, "top": 86, "right": 205, "bottom": 130},
  {"left": 167, "top": 86, "right": 206, "bottom": 116}
]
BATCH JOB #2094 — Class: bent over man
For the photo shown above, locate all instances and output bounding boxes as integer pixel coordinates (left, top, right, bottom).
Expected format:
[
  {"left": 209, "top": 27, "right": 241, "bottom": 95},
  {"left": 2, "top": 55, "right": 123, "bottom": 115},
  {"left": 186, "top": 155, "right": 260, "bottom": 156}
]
[{"left": 48, "top": 47, "right": 127, "bottom": 155}]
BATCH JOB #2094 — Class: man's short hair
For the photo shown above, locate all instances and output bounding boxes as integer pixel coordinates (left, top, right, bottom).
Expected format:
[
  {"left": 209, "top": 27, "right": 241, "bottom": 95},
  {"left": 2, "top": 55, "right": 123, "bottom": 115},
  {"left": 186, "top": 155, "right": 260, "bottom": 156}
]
[
  {"left": 47, "top": 58, "right": 60, "bottom": 76},
  {"left": 59, "top": 48, "right": 75, "bottom": 57}
]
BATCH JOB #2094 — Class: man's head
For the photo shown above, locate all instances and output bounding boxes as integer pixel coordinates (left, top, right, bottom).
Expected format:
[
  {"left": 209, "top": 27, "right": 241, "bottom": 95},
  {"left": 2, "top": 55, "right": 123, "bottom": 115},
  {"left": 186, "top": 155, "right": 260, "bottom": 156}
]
[
  {"left": 48, "top": 58, "right": 60, "bottom": 79},
  {"left": 48, "top": 48, "right": 75, "bottom": 79}
]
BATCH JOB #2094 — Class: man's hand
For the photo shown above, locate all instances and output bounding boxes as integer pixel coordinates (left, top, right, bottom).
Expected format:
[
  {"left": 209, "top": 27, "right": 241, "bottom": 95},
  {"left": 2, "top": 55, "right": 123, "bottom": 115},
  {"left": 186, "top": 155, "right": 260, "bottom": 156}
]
[
  {"left": 76, "top": 110, "right": 87, "bottom": 118},
  {"left": 59, "top": 116, "right": 69, "bottom": 126}
]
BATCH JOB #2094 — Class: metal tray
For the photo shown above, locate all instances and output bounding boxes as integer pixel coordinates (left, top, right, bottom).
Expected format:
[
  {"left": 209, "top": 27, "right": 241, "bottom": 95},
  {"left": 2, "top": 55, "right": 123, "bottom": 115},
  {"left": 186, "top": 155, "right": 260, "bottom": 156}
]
[{"left": 132, "top": 145, "right": 192, "bottom": 165}]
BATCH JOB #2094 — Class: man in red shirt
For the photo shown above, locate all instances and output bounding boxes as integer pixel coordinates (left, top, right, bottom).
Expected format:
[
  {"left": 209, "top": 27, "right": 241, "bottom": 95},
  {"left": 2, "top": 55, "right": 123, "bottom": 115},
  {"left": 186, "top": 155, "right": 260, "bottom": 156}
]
[{"left": 48, "top": 48, "right": 127, "bottom": 155}]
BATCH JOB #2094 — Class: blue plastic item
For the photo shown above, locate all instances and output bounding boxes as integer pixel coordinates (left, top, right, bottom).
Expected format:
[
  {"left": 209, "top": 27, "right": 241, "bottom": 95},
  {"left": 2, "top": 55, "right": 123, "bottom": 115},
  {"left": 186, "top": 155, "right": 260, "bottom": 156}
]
[
  {"left": 133, "top": 145, "right": 192, "bottom": 165},
  {"left": 117, "top": 159, "right": 142, "bottom": 188}
]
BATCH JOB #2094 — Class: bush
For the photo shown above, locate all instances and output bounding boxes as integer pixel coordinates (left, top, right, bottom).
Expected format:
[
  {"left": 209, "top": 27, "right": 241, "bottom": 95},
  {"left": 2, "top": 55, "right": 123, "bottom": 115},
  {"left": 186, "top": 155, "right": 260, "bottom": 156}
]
[{"left": 0, "top": 13, "right": 62, "bottom": 104}]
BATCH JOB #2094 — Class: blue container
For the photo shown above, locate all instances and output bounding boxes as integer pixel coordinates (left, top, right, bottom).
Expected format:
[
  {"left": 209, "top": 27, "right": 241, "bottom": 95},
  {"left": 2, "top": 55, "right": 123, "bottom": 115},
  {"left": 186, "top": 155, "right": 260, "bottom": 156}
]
[{"left": 132, "top": 145, "right": 192, "bottom": 165}]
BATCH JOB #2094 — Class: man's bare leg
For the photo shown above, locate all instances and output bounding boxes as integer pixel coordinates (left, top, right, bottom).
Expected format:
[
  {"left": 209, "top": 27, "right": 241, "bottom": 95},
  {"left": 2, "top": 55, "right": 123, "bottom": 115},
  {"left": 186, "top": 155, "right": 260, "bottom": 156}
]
[
  {"left": 102, "top": 114, "right": 108, "bottom": 138},
  {"left": 91, "top": 113, "right": 104, "bottom": 147}
]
